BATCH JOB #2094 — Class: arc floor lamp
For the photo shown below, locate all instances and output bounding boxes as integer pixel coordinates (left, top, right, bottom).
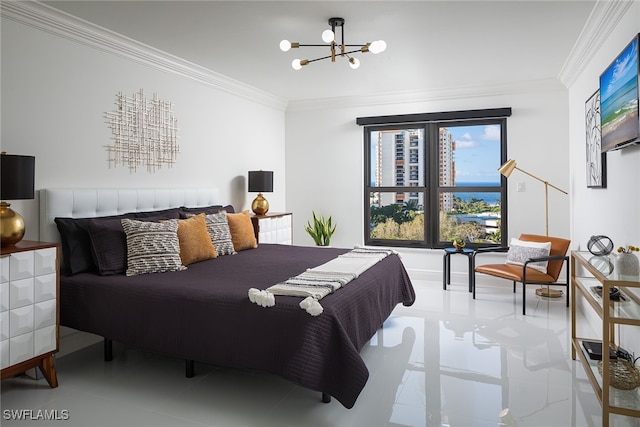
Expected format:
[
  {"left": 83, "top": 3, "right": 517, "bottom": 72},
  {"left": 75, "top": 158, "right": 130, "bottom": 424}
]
[{"left": 499, "top": 159, "right": 568, "bottom": 298}]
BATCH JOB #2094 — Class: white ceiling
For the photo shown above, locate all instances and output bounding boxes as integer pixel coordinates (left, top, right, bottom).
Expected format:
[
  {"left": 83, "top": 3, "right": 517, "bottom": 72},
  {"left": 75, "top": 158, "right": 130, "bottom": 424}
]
[{"left": 41, "top": 1, "right": 596, "bottom": 102}]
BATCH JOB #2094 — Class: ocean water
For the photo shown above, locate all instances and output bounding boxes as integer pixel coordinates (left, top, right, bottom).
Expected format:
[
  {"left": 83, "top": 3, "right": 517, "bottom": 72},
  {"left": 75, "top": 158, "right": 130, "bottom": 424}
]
[{"left": 452, "top": 182, "right": 501, "bottom": 205}]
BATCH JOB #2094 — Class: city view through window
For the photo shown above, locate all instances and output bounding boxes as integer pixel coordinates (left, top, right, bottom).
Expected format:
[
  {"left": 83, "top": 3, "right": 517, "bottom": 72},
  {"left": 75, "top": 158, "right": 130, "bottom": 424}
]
[{"left": 367, "top": 122, "right": 504, "bottom": 247}]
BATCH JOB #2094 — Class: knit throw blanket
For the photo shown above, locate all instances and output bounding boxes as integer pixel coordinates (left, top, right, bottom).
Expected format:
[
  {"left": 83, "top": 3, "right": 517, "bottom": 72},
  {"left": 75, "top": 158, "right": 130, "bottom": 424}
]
[{"left": 248, "top": 246, "right": 396, "bottom": 316}]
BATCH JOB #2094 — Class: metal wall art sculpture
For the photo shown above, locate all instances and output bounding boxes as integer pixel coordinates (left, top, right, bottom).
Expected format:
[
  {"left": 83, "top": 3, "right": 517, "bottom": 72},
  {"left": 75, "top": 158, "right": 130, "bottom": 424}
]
[{"left": 105, "top": 89, "right": 179, "bottom": 173}]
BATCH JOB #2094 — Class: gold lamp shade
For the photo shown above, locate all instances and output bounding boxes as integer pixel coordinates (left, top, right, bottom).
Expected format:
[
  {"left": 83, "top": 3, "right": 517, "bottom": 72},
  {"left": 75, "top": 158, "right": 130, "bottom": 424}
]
[
  {"left": 248, "top": 171, "right": 273, "bottom": 216},
  {"left": 498, "top": 159, "right": 517, "bottom": 177},
  {"left": 1, "top": 153, "right": 35, "bottom": 246}
]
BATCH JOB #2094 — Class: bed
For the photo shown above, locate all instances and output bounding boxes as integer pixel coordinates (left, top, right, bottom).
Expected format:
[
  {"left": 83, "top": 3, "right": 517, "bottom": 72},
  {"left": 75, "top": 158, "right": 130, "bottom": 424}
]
[{"left": 39, "top": 188, "right": 415, "bottom": 409}]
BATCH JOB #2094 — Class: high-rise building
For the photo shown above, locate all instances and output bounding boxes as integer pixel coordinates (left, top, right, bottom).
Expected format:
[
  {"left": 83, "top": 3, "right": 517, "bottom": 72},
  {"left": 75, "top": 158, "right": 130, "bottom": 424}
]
[
  {"left": 439, "top": 128, "right": 456, "bottom": 212},
  {"left": 372, "top": 129, "right": 424, "bottom": 208}
]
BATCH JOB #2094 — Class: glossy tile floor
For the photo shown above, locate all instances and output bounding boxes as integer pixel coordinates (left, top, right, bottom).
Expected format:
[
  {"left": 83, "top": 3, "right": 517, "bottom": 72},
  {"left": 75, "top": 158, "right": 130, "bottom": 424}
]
[{"left": 2, "top": 278, "right": 640, "bottom": 427}]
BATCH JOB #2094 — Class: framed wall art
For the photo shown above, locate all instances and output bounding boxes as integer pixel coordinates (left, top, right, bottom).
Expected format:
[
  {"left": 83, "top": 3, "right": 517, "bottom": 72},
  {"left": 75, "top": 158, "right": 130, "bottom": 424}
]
[{"left": 585, "top": 89, "right": 606, "bottom": 188}]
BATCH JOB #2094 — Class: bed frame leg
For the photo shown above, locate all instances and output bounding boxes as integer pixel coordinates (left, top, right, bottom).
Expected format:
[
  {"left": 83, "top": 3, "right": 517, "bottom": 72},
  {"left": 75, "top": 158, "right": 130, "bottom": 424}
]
[
  {"left": 185, "top": 360, "right": 194, "bottom": 378},
  {"left": 104, "top": 338, "right": 113, "bottom": 362},
  {"left": 321, "top": 392, "right": 331, "bottom": 403}
]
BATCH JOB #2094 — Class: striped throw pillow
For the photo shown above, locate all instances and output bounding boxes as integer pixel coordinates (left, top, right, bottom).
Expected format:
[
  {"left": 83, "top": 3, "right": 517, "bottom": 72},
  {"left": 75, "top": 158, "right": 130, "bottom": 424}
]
[
  {"left": 121, "top": 218, "right": 187, "bottom": 276},
  {"left": 202, "top": 211, "right": 237, "bottom": 256}
]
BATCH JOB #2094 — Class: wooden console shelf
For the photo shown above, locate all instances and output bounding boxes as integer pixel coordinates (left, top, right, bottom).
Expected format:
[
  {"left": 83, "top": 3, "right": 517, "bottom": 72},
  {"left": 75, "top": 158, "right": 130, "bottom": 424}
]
[{"left": 571, "top": 251, "right": 640, "bottom": 426}]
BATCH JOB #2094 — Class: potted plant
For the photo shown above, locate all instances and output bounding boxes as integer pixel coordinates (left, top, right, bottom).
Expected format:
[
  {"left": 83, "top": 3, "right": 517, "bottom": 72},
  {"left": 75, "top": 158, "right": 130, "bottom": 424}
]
[
  {"left": 305, "top": 211, "right": 336, "bottom": 246},
  {"left": 452, "top": 238, "right": 466, "bottom": 251}
]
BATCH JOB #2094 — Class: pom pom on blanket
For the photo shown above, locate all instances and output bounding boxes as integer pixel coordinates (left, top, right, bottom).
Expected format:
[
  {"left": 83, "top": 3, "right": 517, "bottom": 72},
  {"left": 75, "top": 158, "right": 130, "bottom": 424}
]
[
  {"left": 300, "top": 296, "right": 323, "bottom": 316},
  {"left": 248, "top": 288, "right": 275, "bottom": 307}
]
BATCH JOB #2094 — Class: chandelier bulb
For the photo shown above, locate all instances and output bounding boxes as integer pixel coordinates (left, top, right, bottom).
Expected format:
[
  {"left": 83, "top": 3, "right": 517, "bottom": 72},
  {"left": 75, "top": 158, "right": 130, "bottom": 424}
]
[
  {"left": 280, "top": 40, "right": 292, "bottom": 52},
  {"left": 292, "top": 59, "right": 302, "bottom": 70},
  {"left": 322, "top": 29, "right": 335, "bottom": 44},
  {"left": 349, "top": 57, "right": 360, "bottom": 69},
  {"left": 369, "top": 40, "right": 387, "bottom": 54}
]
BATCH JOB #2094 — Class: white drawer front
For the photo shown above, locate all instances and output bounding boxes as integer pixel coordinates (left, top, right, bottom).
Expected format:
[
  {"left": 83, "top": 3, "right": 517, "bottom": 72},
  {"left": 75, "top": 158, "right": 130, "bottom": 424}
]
[
  {"left": 34, "top": 325, "right": 56, "bottom": 355},
  {"left": 258, "top": 215, "right": 292, "bottom": 244},
  {"left": 34, "top": 248, "right": 57, "bottom": 276},
  {"left": 9, "top": 277, "right": 34, "bottom": 309},
  {"left": 9, "top": 251, "right": 34, "bottom": 281},
  {"left": 34, "top": 300, "right": 56, "bottom": 329},
  {"left": 34, "top": 274, "right": 56, "bottom": 303},
  {"left": 9, "top": 305, "right": 34, "bottom": 337},
  {"left": 0, "top": 339, "right": 8, "bottom": 369},
  {"left": 10, "top": 332, "right": 34, "bottom": 365},
  {"left": 0, "top": 311, "right": 8, "bottom": 341},
  {"left": 0, "top": 282, "right": 8, "bottom": 312},
  {"left": 0, "top": 256, "right": 9, "bottom": 283}
]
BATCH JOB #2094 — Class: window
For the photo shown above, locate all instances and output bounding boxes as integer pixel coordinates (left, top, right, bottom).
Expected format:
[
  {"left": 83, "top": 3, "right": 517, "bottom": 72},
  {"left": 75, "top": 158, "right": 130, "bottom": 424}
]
[{"left": 359, "top": 108, "right": 510, "bottom": 249}]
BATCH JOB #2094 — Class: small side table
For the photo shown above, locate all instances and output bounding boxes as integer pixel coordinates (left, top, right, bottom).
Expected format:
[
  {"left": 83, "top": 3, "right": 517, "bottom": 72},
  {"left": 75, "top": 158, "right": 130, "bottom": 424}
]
[{"left": 442, "top": 247, "right": 475, "bottom": 292}]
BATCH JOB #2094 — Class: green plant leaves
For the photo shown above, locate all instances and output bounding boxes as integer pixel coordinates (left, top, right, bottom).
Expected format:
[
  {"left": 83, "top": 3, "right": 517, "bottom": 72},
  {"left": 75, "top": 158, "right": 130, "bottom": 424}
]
[{"left": 304, "top": 211, "right": 336, "bottom": 246}]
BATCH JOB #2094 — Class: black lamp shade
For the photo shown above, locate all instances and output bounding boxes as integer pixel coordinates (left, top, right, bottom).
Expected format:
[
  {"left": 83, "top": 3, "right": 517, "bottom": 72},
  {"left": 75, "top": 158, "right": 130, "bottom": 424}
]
[
  {"left": 248, "top": 171, "right": 273, "bottom": 193},
  {"left": 1, "top": 155, "right": 35, "bottom": 200}
]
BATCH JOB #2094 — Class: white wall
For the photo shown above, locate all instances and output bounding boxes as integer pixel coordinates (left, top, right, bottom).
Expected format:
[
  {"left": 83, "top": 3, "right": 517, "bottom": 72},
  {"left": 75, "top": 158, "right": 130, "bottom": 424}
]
[
  {"left": 566, "top": 2, "right": 640, "bottom": 346},
  {"left": 285, "top": 81, "right": 571, "bottom": 280},
  {"left": 568, "top": 5, "right": 640, "bottom": 254},
  {"left": 1, "top": 10, "right": 286, "bottom": 241}
]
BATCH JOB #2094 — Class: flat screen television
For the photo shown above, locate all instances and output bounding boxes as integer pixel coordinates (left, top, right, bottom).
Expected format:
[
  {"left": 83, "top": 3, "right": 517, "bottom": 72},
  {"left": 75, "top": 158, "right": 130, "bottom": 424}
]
[{"left": 600, "top": 33, "right": 640, "bottom": 152}]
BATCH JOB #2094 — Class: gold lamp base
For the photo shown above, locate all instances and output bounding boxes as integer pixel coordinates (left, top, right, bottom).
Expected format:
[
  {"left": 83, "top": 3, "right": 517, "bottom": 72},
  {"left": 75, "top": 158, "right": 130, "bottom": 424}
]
[
  {"left": 0, "top": 201, "right": 26, "bottom": 246},
  {"left": 535, "top": 286, "right": 563, "bottom": 298},
  {"left": 251, "top": 193, "right": 269, "bottom": 216}
]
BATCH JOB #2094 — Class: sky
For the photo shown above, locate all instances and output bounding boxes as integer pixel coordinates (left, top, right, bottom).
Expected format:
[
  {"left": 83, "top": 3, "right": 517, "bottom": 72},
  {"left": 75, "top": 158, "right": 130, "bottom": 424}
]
[
  {"left": 369, "top": 123, "right": 502, "bottom": 185},
  {"left": 447, "top": 124, "right": 501, "bottom": 184}
]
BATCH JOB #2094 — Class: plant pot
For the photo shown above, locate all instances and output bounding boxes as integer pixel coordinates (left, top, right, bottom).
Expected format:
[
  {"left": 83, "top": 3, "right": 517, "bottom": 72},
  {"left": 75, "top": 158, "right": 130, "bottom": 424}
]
[
  {"left": 453, "top": 241, "right": 466, "bottom": 251},
  {"left": 614, "top": 253, "right": 639, "bottom": 276}
]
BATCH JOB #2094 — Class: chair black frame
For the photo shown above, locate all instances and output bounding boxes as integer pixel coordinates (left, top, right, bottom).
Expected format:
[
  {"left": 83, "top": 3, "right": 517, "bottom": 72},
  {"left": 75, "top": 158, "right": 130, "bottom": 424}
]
[{"left": 472, "top": 247, "right": 570, "bottom": 315}]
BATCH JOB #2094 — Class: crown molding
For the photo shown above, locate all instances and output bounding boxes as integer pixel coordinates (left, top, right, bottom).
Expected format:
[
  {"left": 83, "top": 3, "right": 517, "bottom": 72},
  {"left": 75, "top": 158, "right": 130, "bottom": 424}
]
[
  {"left": 1, "top": 1, "right": 288, "bottom": 111},
  {"left": 558, "top": 0, "right": 634, "bottom": 87},
  {"left": 286, "top": 78, "right": 566, "bottom": 112}
]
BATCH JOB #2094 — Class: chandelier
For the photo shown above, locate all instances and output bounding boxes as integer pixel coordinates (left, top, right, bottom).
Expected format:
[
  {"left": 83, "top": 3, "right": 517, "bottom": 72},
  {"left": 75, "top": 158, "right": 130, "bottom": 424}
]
[{"left": 279, "top": 17, "right": 386, "bottom": 70}]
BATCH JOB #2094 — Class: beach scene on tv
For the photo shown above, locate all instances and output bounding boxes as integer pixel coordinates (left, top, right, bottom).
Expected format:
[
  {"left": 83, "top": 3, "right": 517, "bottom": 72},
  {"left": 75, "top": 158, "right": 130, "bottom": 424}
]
[{"left": 600, "top": 35, "right": 639, "bottom": 152}]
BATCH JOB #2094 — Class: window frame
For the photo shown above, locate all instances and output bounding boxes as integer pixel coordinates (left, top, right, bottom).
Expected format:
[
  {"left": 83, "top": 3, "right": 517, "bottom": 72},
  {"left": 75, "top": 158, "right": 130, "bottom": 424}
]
[{"left": 361, "top": 108, "right": 511, "bottom": 250}]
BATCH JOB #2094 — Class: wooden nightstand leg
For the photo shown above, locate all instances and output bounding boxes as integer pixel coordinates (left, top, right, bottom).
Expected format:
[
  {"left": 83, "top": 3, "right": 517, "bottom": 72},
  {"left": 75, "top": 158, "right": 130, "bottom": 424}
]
[{"left": 39, "top": 354, "right": 58, "bottom": 388}]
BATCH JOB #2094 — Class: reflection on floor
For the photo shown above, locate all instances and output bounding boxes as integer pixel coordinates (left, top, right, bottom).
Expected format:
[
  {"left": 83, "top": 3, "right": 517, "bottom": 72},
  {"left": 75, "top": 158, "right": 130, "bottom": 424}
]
[{"left": 2, "top": 278, "right": 639, "bottom": 426}]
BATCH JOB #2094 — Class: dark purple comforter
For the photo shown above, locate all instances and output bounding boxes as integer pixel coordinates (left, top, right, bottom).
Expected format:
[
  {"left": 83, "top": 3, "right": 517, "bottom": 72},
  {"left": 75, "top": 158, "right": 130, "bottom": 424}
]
[{"left": 60, "top": 244, "right": 415, "bottom": 408}]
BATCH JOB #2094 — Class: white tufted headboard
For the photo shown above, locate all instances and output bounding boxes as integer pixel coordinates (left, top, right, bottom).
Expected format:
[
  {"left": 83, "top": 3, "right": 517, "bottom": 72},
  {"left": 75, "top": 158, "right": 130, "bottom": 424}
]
[{"left": 39, "top": 188, "right": 220, "bottom": 243}]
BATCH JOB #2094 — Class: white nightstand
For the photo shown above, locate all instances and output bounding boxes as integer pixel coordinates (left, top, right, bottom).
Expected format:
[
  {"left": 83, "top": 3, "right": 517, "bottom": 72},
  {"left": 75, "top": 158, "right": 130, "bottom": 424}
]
[
  {"left": 1, "top": 240, "right": 59, "bottom": 387},
  {"left": 251, "top": 212, "right": 293, "bottom": 244}
]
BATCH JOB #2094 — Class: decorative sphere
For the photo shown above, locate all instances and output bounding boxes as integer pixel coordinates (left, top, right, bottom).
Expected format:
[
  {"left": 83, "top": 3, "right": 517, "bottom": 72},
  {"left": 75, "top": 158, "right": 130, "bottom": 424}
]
[{"left": 587, "top": 235, "right": 614, "bottom": 256}]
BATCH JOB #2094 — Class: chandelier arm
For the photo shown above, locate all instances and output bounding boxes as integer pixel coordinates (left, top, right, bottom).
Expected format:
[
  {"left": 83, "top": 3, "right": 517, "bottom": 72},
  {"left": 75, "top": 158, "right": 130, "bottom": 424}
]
[
  {"left": 306, "top": 54, "right": 336, "bottom": 63},
  {"left": 295, "top": 44, "right": 367, "bottom": 48},
  {"left": 304, "top": 49, "right": 367, "bottom": 64},
  {"left": 342, "top": 49, "right": 368, "bottom": 55}
]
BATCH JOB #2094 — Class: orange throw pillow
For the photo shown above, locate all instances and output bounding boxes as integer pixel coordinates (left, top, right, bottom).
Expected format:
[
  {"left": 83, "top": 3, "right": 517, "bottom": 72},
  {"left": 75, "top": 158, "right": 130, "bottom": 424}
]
[
  {"left": 227, "top": 210, "right": 258, "bottom": 251},
  {"left": 177, "top": 213, "right": 217, "bottom": 265}
]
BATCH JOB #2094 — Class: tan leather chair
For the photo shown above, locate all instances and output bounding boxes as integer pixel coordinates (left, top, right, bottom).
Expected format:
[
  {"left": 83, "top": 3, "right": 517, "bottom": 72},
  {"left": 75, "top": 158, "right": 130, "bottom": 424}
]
[{"left": 472, "top": 234, "right": 571, "bottom": 315}]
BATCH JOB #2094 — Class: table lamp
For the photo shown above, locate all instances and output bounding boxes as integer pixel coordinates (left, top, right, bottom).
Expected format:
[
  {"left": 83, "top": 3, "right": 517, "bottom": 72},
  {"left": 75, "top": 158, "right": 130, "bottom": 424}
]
[
  {"left": 1, "top": 153, "right": 35, "bottom": 246},
  {"left": 248, "top": 170, "right": 273, "bottom": 215}
]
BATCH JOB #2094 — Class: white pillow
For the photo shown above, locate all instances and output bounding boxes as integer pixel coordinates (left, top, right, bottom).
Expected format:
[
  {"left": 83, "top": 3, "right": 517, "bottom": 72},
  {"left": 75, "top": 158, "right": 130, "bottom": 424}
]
[{"left": 505, "top": 238, "right": 552, "bottom": 273}]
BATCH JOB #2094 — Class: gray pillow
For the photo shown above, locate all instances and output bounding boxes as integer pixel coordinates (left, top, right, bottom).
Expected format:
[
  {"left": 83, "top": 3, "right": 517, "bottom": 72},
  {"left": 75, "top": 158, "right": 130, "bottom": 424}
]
[
  {"left": 121, "top": 218, "right": 187, "bottom": 276},
  {"left": 505, "top": 238, "right": 551, "bottom": 273},
  {"left": 188, "top": 211, "right": 237, "bottom": 256}
]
